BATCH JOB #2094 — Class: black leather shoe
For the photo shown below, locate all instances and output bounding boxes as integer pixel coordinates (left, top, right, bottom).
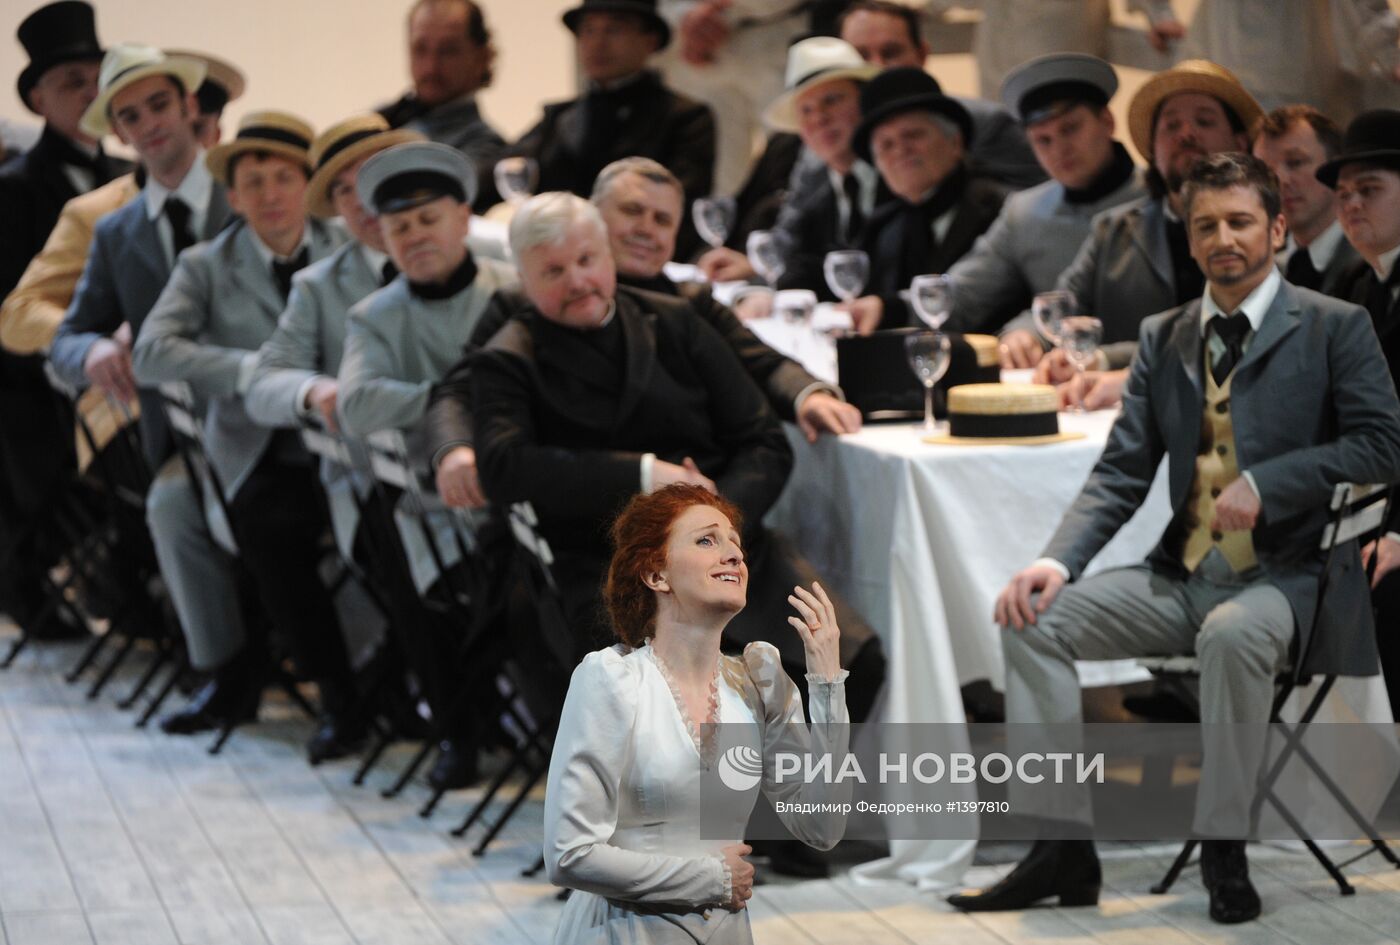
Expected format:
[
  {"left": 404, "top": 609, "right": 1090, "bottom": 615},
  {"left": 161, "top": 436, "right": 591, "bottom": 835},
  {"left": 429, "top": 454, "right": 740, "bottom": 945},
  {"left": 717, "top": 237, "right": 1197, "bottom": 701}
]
[
  {"left": 306, "top": 712, "right": 369, "bottom": 765},
  {"left": 947, "top": 839, "right": 1100, "bottom": 911},
  {"left": 159, "top": 677, "right": 259, "bottom": 735},
  {"left": 1200, "top": 840, "right": 1261, "bottom": 923},
  {"left": 427, "top": 739, "right": 480, "bottom": 791}
]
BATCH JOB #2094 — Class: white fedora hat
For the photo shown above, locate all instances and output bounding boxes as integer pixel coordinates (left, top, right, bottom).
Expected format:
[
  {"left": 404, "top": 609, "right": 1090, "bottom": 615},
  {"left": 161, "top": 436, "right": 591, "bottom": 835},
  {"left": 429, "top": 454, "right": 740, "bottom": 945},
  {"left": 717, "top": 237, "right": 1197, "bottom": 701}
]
[
  {"left": 762, "top": 37, "right": 878, "bottom": 134},
  {"left": 80, "top": 43, "right": 206, "bottom": 137}
]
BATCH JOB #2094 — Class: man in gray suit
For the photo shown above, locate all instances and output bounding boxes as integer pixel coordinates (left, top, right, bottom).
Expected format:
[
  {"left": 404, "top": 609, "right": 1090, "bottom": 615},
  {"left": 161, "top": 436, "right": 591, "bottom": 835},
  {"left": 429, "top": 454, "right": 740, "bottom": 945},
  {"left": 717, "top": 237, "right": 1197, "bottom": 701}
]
[
  {"left": 945, "top": 53, "right": 1146, "bottom": 340},
  {"left": 132, "top": 112, "right": 360, "bottom": 763},
  {"left": 949, "top": 153, "right": 1400, "bottom": 923},
  {"left": 49, "top": 46, "right": 246, "bottom": 719},
  {"left": 1018, "top": 60, "right": 1263, "bottom": 375}
]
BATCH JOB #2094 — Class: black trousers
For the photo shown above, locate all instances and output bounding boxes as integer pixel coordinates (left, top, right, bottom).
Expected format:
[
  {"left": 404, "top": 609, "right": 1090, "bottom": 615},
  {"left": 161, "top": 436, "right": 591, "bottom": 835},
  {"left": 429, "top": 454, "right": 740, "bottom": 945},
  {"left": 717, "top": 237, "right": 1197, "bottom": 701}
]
[
  {"left": 226, "top": 451, "right": 355, "bottom": 707},
  {"left": 1374, "top": 570, "right": 1400, "bottom": 720}
]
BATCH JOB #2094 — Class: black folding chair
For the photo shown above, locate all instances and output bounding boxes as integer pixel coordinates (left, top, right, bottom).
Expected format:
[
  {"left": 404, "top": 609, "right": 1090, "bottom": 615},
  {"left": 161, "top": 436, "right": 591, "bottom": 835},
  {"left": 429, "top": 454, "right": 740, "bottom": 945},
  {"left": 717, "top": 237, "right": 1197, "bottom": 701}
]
[{"left": 1147, "top": 482, "right": 1400, "bottom": 897}]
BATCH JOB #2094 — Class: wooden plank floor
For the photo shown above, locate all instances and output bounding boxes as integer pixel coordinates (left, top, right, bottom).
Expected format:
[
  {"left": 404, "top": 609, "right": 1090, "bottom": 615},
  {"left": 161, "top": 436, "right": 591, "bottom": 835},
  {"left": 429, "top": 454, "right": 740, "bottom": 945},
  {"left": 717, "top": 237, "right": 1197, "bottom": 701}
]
[{"left": 3, "top": 624, "right": 1399, "bottom": 945}]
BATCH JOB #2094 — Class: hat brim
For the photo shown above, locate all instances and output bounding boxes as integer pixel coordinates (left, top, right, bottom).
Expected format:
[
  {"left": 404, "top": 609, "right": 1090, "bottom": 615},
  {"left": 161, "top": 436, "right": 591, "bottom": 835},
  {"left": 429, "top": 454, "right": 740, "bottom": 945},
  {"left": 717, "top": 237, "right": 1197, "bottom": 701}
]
[
  {"left": 1127, "top": 70, "right": 1262, "bottom": 162},
  {"left": 306, "top": 130, "right": 425, "bottom": 218},
  {"left": 562, "top": 4, "right": 670, "bottom": 50},
  {"left": 923, "top": 430, "right": 1087, "bottom": 446},
  {"left": 762, "top": 65, "right": 880, "bottom": 134},
  {"left": 1316, "top": 149, "right": 1400, "bottom": 188},
  {"left": 999, "top": 53, "right": 1117, "bottom": 123},
  {"left": 852, "top": 93, "right": 974, "bottom": 164},
  {"left": 79, "top": 56, "right": 207, "bottom": 137},
  {"left": 207, "top": 139, "right": 311, "bottom": 187},
  {"left": 18, "top": 46, "right": 105, "bottom": 114}
]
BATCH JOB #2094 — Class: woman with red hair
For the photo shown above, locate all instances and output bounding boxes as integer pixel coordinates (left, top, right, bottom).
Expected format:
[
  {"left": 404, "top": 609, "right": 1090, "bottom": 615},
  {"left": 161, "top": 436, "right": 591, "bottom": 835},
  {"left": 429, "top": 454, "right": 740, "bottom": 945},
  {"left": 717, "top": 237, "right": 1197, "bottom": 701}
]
[{"left": 544, "top": 483, "right": 851, "bottom": 944}]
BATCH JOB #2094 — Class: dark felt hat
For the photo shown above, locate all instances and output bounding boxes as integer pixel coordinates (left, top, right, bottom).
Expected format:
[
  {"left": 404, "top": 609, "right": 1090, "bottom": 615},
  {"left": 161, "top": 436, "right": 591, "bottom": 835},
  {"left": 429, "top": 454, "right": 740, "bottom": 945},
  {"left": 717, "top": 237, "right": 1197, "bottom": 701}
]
[
  {"left": 562, "top": 0, "right": 670, "bottom": 50},
  {"left": 851, "top": 67, "right": 973, "bottom": 164},
  {"left": 16, "top": 1, "right": 104, "bottom": 112},
  {"left": 1316, "top": 109, "right": 1400, "bottom": 188}
]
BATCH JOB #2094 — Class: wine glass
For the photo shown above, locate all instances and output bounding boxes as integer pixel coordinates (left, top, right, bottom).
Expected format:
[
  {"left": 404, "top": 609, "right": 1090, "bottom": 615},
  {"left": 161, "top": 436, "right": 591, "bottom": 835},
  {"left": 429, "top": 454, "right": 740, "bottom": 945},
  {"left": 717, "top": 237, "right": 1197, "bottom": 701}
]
[
  {"left": 692, "top": 195, "right": 736, "bottom": 250},
  {"left": 910, "top": 273, "right": 954, "bottom": 330},
  {"left": 1059, "top": 316, "right": 1103, "bottom": 414},
  {"left": 746, "top": 230, "right": 786, "bottom": 287},
  {"left": 493, "top": 156, "right": 538, "bottom": 204},
  {"left": 773, "top": 289, "right": 816, "bottom": 327},
  {"left": 904, "top": 330, "right": 952, "bottom": 435},
  {"left": 823, "top": 250, "right": 869, "bottom": 303},
  {"left": 1032, "top": 289, "right": 1076, "bottom": 346}
]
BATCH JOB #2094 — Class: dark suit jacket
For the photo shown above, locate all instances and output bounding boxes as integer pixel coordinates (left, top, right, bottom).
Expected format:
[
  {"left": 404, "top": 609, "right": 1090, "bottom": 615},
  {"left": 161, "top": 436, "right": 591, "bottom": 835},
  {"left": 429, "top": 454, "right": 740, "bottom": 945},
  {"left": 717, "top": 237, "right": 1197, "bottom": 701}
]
[
  {"left": 468, "top": 286, "right": 792, "bottom": 556},
  {"left": 862, "top": 172, "right": 1009, "bottom": 329},
  {"left": 498, "top": 71, "right": 715, "bottom": 257},
  {"left": 1342, "top": 257, "right": 1400, "bottom": 532},
  {"left": 775, "top": 166, "right": 892, "bottom": 301},
  {"left": 1044, "top": 282, "right": 1400, "bottom": 678},
  {"left": 50, "top": 184, "right": 232, "bottom": 465}
]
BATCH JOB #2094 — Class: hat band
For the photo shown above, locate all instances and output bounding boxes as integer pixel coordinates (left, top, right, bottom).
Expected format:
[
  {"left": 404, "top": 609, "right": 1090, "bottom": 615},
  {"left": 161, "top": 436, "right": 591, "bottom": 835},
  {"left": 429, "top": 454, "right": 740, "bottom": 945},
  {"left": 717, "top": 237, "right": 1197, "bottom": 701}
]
[
  {"left": 790, "top": 64, "right": 856, "bottom": 91},
  {"left": 105, "top": 57, "right": 175, "bottom": 91},
  {"left": 316, "top": 129, "right": 383, "bottom": 172},
  {"left": 949, "top": 410, "right": 1058, "bottom": 439},
  {"left": 236, "top": 125, "right": 311, "bottom": 151}
]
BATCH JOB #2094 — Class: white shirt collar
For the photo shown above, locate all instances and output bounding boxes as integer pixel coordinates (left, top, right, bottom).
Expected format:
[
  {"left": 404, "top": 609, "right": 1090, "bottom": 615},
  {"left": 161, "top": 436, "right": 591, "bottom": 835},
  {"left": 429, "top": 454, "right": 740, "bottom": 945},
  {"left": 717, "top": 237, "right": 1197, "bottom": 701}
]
[
  {"left": 360, "top": 244, "right": 389, "bottom": 277},
  {"left": 1200, "top": 266, "right": 1282, "bottom": 336},
  {"left": 144, "top": 150, "right": 212, "bottom": 220},
  {"left": 1374, "top": 244, "right": 1400, "bottom": 282},
  {"left": 249, "top": 224, "right": 312, "bottom": 268},
  {"left": 1304, "top": 219, "right": 1346, "bottom": 270}
]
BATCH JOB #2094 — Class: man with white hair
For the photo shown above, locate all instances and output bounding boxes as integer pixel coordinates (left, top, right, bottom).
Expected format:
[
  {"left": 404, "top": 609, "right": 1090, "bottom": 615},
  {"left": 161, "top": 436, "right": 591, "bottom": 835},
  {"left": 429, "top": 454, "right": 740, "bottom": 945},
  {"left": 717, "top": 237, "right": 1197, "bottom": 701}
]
[{"left": 433, "top": 191, "right": 886, "bottom": 722}]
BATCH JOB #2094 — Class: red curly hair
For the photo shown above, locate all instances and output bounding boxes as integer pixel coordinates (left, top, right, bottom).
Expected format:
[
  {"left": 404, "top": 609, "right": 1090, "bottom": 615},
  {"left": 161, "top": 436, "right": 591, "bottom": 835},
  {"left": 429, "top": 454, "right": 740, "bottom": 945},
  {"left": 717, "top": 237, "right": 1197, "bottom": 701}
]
[{"left": 604, "top": 484, "right": 744, "bottom": 648}]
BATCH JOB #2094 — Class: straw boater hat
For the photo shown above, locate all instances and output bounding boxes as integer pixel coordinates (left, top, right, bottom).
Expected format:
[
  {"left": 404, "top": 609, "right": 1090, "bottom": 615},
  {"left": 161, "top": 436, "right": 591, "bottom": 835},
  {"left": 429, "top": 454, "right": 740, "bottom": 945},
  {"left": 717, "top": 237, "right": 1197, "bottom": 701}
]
[
  {"left": 165, "top": 48, "right": 245, "bottom": 114},
  {"left": 1126, "top": 59, "right": 1262, "bottom": 162},
  {"left": 1000, "top": 52, "right": 1117, "bottom": 127},
  {"left": 79, "top": 43, "right": 206, "bottom": 137},
  {"left": 305, "top": 115, "right": 424, "bottom": 218},
  {"left": 926, "top": 384, "right": 1086, "bottom": 446},
  {"left": 16, "top": 1, "right": 105, "bottom": 112},
  {"left": 206, "top": 110, "right": 314, "bottom": 186},
  {"left": 356, "top": 141, "right": 477, "bottom": 216},
  {"left": 1315, "top": 109, "right": 1400, "bottom": 189},
  {"left": 762, "top": 37, "right": 879, "bottom": 134}
]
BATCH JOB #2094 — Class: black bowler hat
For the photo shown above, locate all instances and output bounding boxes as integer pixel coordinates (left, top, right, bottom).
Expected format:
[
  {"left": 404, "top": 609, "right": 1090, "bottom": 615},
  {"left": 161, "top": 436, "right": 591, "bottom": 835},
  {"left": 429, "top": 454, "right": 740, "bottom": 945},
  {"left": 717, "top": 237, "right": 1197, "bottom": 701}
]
[
  {"left": 851, "top": 67, "right": 974, "bottom": 164},
  {"left": 15, "top": 1, "right": 104, "bottom": 113},
  {"left": 562, "top": 0, "right": 670, "bottom": 50},
  {"left": 1316, "top": 109, "right": 1400, "bottom": 189}
]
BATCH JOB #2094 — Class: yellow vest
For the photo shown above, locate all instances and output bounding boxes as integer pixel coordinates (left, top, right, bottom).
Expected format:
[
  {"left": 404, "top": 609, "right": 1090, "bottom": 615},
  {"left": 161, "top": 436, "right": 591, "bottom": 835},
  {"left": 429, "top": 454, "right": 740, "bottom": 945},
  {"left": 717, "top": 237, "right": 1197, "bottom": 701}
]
[{"left": 1181, "top": 365, "right": 1258, "bottom": 573}]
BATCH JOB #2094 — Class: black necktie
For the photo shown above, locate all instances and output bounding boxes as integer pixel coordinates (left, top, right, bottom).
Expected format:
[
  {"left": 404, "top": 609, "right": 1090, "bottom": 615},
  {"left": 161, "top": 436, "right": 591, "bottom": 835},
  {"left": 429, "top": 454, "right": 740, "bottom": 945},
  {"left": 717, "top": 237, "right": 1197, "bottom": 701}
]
[
  {"left": 1209, "top": 312, "right": 1251, "bottom": 386},
  {"left": 272, "top": 247, "right": 310, "bottom": 300},
  {"left": 164, "top": 197, "right": 196, "bottom": 258},
  {"left": 380, "top": 259, "right": 398, "bottom": 286},
  {"left": 842, "top": 172, "right": 865, "bottom": 244},
  {"left": 1285, "top": 246, "right": 1322, "bottom": 291}
]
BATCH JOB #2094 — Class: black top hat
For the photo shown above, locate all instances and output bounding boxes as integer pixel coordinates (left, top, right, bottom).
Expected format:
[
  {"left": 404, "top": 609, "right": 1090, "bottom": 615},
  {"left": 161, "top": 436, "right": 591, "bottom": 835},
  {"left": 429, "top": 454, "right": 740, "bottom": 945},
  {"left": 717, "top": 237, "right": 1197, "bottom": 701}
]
[
  {"left": 1316, "top": 109, "right": 1400, "bottom": 188},
  {"left": 16, "top": 1, "right": 104, "bottom": 112},
  {"left": 562, "top": 0, "right": 670, "bottom": 50},
  {"left": 851, "top": 67, "right": 974, "bottom": 164}
]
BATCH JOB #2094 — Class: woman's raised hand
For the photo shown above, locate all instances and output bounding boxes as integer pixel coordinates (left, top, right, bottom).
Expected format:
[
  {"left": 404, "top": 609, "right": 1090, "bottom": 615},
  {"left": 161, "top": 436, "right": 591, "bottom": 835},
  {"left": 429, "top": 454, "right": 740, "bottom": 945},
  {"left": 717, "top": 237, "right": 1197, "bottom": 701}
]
[{"left": 787, "top": 583, "right": 842, "bottom": 681}]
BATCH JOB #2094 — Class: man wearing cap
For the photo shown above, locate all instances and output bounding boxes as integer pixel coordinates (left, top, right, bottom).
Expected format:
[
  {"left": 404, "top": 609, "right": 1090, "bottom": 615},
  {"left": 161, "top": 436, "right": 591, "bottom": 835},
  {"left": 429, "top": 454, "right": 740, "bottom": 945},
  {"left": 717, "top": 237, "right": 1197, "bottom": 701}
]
[
  {"left": 842, "top": 67, "right": 1009, "bottom": 333},
  {"left": 131, "top": 112, "right": 361, "bottom": 762},
  {"left": 837, "top": 0, "right": 1044, "bottom": 191},
  {"left": 944, "top": 54, "right": 1146, "bottom": 338},
  {"left": 955, "top": 151, "right": 1400, "bottom": 924},
  {"left": 0, "top": 1, "right": 129, "bottom": 640},
  {"left": 332, "top": 140, "right": 515, "bottom": 789},
  {"left": 493, "top": 0, "right": 714, "bottom": 257},
  {"left": 1253, "top": 105, "right": 1360, "bottom": 299},
  {"left": 1015, "top": 60, "right": 1263, "bottom": 376},
  {"left": 376, "top": 0, "right": 505, "bottom": 208},
  {"left": 1322, "top": 109, "right": 1400, "bottom": 717}
]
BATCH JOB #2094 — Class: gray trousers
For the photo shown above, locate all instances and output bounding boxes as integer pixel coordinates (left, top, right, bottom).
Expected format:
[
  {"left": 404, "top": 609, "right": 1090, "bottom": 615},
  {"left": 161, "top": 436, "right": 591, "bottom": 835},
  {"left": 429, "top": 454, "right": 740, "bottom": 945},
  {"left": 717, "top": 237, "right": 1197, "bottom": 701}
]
[
  {"left": 145, "top": 456, "right": 246, "bottom": 670},
  {"left": 1004, "top": 550, "right": 1293, "bottom": 837}
]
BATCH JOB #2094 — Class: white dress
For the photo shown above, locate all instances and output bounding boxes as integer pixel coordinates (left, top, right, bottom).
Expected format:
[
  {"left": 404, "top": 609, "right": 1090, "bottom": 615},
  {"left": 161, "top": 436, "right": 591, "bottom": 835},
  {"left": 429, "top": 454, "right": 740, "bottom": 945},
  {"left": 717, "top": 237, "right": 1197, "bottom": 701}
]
[{"left": 544, "top": 641, "right": 850, "bottom": 945}]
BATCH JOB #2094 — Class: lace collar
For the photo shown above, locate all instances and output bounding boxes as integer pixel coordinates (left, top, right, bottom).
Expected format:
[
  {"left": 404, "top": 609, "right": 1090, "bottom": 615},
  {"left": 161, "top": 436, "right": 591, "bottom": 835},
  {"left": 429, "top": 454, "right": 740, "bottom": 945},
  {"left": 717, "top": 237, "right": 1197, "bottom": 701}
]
[{"left": 646, "top": 643, "right": 722, "bottom": 768}]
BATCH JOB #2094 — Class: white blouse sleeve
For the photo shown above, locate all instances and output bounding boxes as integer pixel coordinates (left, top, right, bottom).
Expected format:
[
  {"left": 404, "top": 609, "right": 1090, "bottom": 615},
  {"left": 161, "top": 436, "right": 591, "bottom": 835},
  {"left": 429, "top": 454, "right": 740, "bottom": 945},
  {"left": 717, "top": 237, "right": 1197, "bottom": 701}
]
[
  {"left": 544, "top": 648, "right": 729, "bottom": 906},
  {"left": 743, "top": 642, "right": 852, "bottom": 850}
]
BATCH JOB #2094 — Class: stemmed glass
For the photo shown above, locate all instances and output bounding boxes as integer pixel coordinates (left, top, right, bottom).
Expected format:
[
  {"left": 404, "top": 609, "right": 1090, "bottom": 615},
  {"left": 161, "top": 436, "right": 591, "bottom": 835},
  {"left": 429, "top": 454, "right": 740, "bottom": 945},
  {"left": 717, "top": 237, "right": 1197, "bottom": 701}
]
[
  {"left": 1059, "top": 316, "right": 1104, "bottom": 413},
  {"left": 493, "top": 156, "right": 538, "bottom": 204},
  {"left": 910, "top": 273, "right": 954, "bottom": 330},
  {"left": 1032, "top": 289, "right": 1076, "bottom": 347},
  {"left": 823, "top": 250, "right": 869, "bottom": 303},
  {"left": 693, "top": 195, "right": 736, "bottom": 250},
  {"left": 904, "top": 330, "right": 952, "bottom": 435},
  {"left": 746, "top": 230, "right": 785, "bottom": 287},
  {"left": 773, "top": 289, "right": 816, "bottom": 328}
]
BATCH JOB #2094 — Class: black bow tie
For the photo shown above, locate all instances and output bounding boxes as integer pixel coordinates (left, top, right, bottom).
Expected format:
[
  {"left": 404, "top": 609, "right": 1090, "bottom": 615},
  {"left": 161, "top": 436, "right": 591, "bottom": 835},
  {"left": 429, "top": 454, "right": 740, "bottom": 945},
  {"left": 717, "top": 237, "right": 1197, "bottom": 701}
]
[
  {"left": 272, "top": 247, "right": 310, "bottom": 300},
  {"left": 1209, "top": 312, "right": 1251, "bottom": 385}
]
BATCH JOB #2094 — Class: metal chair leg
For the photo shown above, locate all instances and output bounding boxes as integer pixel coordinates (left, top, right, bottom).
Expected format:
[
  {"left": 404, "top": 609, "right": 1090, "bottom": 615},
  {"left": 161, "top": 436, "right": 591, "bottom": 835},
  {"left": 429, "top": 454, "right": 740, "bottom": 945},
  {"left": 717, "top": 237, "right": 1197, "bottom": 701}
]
[
  {"left": 1, "top": 631, "right": 29, "bottom": 668},
  {"left": 87, "top": 631, "right": 138, "bottom": 699},
  {"left": 65, "top": 628, "right": 111, "bottom": 682},
  {"left": 136, "top": 656, "right": 188, "bottom": 728},
  {"left": 1151, "top": 839, "right": 1198, "bottom": 894},
  {"left": 473, "top": 765, "right": 547, "bottom": 857},
  {"left": 353, "top": 728, "right": 394, "bottom": 786},
  {"left": 382, "top": 740, "right": 435, "bottom": 799},
  {"left": 118, "top": 646, "right": 171, "bottom": 709}
]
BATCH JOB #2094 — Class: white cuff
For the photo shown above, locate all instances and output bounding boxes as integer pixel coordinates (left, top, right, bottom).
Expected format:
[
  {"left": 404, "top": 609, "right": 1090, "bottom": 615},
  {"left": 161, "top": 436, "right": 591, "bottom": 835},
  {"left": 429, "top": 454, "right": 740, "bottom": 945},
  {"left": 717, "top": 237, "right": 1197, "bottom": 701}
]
[
  {"left": 235, "top": 352, "right": 259, "bottom": 396},
  {"left": 1240, "top": 470, "right": 1260, "bottom": 500},
  {"left": 793, "top": 381, "right": 843, "bottom": 415},
  {"left": 1386, "top": 532, "right": 1400, "bottom": 546},
  {"left": 640, "top": 452, "right": 656, "bottom": 493},
  {"left": 1031, "top": 557, "right": 1071, "bottom": 581}
]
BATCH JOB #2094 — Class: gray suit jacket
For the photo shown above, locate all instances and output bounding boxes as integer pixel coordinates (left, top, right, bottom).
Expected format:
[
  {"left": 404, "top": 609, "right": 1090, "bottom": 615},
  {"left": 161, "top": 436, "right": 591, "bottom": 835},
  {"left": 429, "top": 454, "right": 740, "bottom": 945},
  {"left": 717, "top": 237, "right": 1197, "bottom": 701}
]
[
  {"left": 1044, "top": 283, "right": 1400, "bottom": 678},
  {"left": 132, "top": 218, "right": 345, "bottom": 498},
  {"left": 50, "top": 185, "right": 231, "bottom": 464},
  {"left": 948, "top": 165, "right": 1147, "bottom": 334}
]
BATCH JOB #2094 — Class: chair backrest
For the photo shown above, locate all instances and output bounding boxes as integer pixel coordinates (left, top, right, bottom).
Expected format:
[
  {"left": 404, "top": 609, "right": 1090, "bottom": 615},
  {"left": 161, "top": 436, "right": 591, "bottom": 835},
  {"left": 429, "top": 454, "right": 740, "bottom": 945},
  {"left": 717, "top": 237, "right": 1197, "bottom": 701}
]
[
  {"left": 158, "top": 382, "right": 239, "bottom": 555},
  {"left": 1319, "top": 482, "right": 1391, "bottom": 551}
]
